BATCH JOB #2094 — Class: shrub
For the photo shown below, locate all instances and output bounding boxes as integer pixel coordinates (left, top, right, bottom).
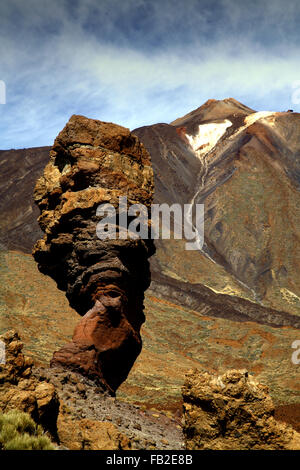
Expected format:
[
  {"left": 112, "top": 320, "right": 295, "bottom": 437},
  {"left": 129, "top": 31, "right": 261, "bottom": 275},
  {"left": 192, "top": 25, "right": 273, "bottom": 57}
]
[{"left": 0, "top": 409, "right": 55, "bottom": 450}]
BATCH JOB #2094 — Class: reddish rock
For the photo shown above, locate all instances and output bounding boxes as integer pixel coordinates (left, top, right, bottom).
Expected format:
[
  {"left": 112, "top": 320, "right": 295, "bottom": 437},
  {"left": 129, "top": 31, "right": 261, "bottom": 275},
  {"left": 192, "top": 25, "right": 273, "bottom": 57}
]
[{"left": 51, "top": 293, "right": 142, "bottom": 393}]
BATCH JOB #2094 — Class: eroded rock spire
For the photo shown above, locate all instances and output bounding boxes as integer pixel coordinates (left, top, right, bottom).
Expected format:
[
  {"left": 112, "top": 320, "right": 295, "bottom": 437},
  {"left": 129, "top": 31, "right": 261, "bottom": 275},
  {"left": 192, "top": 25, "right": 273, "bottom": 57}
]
[{"left": 33, "top": 115, "right": 155, "bottom": 394}]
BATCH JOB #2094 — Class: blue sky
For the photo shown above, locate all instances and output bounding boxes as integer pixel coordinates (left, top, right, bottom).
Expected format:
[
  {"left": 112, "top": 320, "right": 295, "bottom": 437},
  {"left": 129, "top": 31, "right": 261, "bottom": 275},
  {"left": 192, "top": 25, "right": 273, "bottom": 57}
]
[{"left": 0, "top": 0, "right": 300, "bottom": 149}]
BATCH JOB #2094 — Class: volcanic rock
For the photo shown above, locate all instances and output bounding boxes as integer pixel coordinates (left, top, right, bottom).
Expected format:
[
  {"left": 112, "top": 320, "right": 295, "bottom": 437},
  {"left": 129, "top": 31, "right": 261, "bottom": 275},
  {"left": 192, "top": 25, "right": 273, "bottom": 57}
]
[
  {"left": 0, "top": 330, "right": 59, "bottom": 437},
  {"left": 182, "top": 368, "right": 300, "bottom": 450},
  {"left": 32, "top": 115, "right": 155, "bottom": 393},
  {"left": 57, "top": 414, "right": 131, "bottom": 450}
]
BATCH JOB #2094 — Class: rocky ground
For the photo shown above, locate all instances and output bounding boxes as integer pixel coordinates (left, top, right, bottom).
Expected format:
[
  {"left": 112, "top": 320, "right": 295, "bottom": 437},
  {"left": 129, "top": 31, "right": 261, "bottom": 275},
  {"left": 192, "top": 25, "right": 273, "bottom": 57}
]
[
  {"left": 33, "top": 366, "right": 184, "bottom": 450},
  {"left": 2, "top": 329, "right": 299, "bottom": 451},
  {"left": 0, "top": 329, "right": 184, "bottom": 450},
  {"left": 1, "top": 250, "right": 300, "bottom": 421}
]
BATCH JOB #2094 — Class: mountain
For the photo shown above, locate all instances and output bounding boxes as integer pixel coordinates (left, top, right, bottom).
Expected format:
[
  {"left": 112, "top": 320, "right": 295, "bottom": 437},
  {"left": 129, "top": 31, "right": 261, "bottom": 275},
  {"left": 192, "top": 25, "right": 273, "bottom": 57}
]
[
  {"left": 0, "top": 98, "right": 299, "bottom": 425},
  {"left": 134, "top": 98, "right": 300, "bottom": 317},
  {"left": 0, "top": 146, "right": 49, "bottom": 252}
]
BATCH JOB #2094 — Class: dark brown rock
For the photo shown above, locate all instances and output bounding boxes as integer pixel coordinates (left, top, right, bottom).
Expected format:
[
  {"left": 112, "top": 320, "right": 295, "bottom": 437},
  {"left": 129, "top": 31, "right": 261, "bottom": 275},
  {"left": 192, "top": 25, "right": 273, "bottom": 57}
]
[{"left": 32, "top": 115, "right": 155, "bottom": 393}]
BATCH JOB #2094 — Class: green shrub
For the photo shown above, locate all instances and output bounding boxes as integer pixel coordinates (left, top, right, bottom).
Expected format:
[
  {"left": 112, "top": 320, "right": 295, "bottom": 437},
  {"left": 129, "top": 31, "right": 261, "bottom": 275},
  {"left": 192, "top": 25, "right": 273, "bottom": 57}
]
[{"left": 0, "top": 409, "right": 55, "bottom": 450}]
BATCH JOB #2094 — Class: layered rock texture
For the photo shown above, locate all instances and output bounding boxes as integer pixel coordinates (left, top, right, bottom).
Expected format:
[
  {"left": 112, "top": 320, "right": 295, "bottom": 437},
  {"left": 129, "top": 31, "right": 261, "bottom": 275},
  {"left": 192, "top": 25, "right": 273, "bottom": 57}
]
[
  {"left": 182, "top": 368, "right": 300, "bottom": 450},
  {"left": 32, "top": 115, "right": 155, "bottom": 393}
]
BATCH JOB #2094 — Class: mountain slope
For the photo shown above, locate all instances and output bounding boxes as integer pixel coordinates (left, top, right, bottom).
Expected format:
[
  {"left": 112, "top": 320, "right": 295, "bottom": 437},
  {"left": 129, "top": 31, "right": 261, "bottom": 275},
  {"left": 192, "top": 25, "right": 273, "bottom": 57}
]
[
  {"left": 0, "top": 147, "right": 50, "bottom": 252},
  {"left": 133, "top": 99, "right": 300, "bottom": 316}
]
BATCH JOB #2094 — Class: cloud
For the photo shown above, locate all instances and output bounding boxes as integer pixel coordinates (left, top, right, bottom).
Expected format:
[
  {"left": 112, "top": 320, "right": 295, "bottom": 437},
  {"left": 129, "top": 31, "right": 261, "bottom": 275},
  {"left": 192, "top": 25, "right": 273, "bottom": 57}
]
[{"left": 0, "top": 0, "right": 300, "bottom": 148}]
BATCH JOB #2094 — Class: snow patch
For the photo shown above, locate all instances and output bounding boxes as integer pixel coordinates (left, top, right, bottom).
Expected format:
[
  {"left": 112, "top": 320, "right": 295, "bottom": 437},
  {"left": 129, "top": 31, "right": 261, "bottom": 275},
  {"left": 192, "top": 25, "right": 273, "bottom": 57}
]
[
  {"left": 280, "top": 287, "right": 300, "bottom": 305},
  {"left": 185, "top": 120, "right": 232, "bottom": 157},
  {"left": 244, "top": 111, "right": 276, "bottom": 127}
]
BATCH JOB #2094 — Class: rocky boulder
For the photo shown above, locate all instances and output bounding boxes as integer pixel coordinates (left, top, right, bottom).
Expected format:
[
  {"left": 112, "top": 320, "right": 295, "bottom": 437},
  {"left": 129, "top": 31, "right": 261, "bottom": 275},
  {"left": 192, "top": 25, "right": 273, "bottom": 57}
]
[
  {"left": 57, "top": 413, "right": 131, "bottom": 450},
  {"left": 182, "top": 368, "right": 300, "bottom": 450},
  {"left": 0, "top": 330, "right": 59, "bottom": 438}
]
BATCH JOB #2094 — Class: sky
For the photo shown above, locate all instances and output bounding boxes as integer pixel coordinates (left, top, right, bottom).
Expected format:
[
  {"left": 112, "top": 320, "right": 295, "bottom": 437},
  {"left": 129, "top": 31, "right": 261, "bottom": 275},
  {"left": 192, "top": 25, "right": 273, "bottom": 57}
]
[{"left": 0, "top": 0, "right": 300, "bottom": 149}]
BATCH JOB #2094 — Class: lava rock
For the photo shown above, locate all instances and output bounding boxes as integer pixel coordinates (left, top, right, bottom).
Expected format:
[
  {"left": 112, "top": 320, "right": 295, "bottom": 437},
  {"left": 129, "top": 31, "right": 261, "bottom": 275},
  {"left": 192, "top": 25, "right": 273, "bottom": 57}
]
[{"left": 32, "top": 115, "right": 155, "bottom": 393}]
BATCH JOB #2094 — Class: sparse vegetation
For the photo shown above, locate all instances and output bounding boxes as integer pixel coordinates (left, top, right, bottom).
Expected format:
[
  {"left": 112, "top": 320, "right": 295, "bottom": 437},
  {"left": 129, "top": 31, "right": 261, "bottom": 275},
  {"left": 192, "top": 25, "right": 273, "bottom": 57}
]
[{"left": 0, "top": 409, "right": 55, "bottom": 450}]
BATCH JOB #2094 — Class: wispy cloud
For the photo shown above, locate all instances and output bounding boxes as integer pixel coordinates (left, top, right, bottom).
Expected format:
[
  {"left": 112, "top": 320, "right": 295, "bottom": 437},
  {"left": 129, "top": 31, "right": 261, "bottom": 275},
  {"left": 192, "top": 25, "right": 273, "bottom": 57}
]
[{"left": 0, "top": 0, "right": 300, "bottom": 149}]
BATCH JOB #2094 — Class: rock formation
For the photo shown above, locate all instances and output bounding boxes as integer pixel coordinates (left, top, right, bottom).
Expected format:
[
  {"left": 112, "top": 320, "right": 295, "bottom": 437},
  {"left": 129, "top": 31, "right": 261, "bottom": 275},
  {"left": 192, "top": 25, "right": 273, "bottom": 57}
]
[
  {"left": 0, "top": 330, "right": 59, "bottom": 437},
  {"left": 182, "top": 368, "right": 300, "bottom": 450},
  {"left": 32, "top": 115, "right": 155, "bottom": 394}
]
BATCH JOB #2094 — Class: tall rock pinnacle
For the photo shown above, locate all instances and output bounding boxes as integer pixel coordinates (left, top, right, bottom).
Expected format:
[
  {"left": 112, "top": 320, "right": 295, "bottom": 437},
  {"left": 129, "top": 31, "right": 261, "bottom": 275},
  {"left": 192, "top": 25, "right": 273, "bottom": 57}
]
[{"left": 32, "top": 115, "right": 155, "bottom": 394}]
